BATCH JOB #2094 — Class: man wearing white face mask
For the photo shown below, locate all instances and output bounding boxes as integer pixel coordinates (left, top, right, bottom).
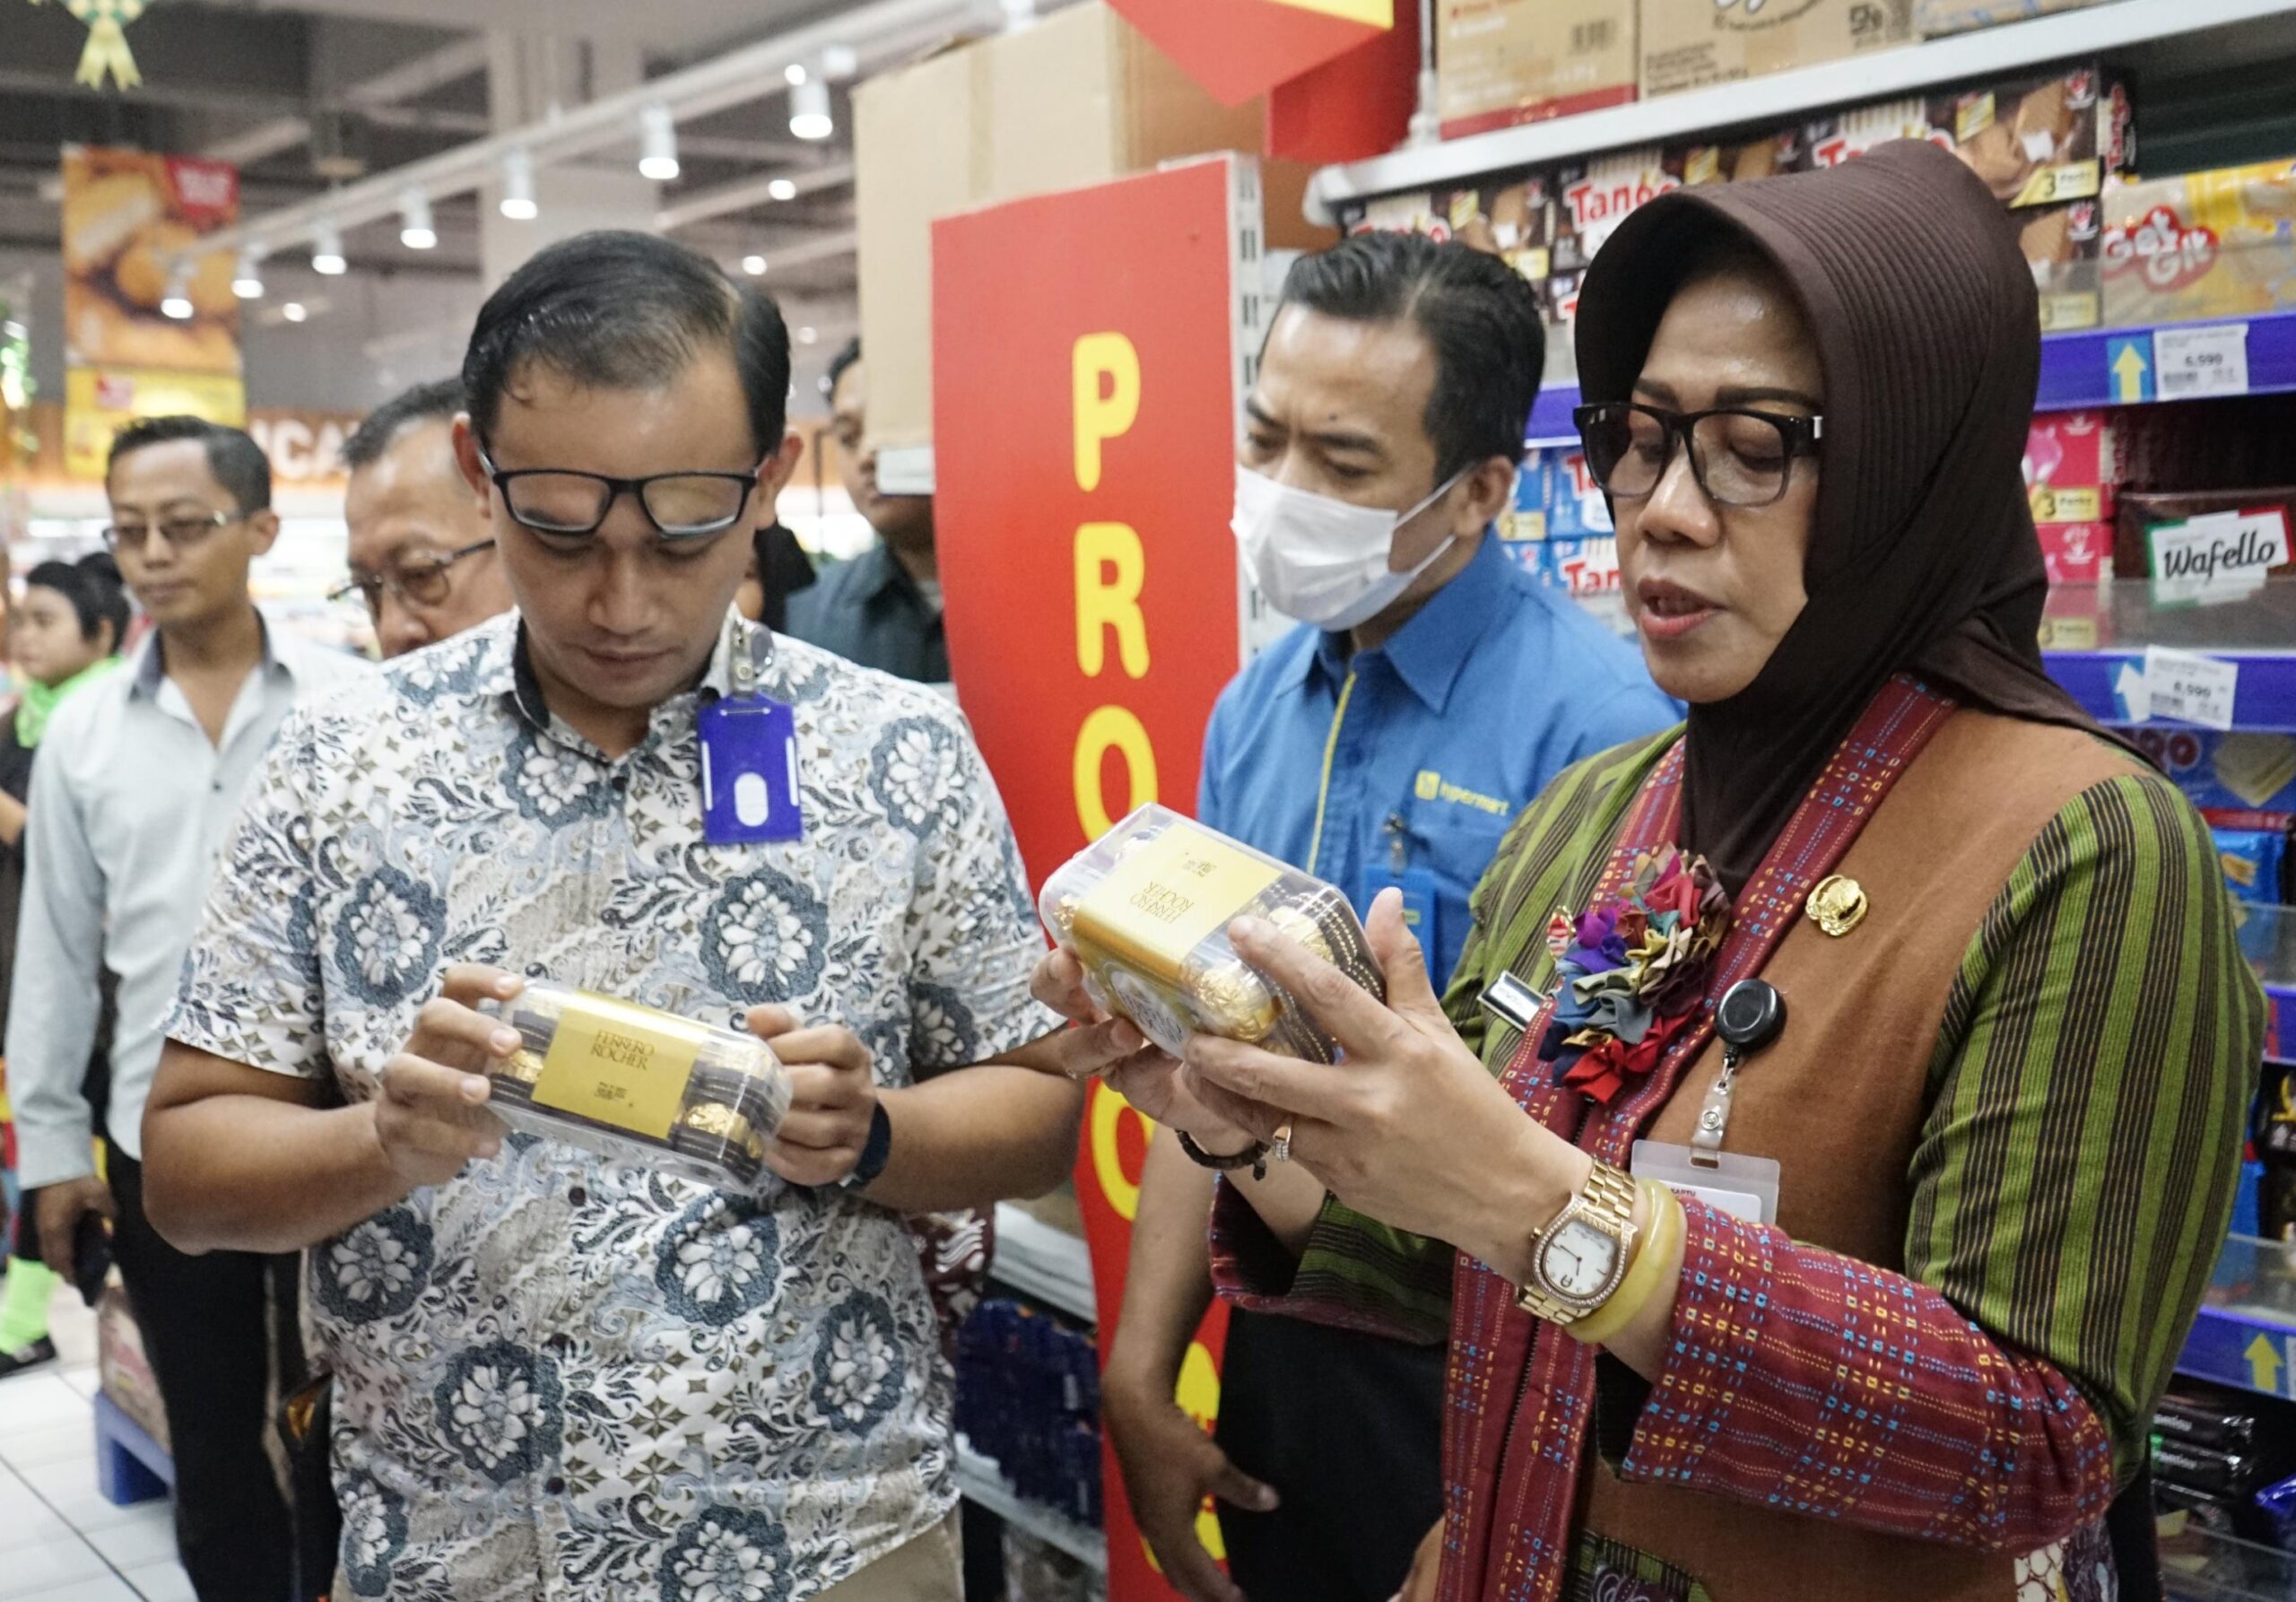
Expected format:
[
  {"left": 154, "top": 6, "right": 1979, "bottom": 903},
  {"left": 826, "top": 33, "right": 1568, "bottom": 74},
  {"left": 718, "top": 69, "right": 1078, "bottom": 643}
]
[{"left": 1100, "top": 232, "right": 1676, "bottom": 1602}]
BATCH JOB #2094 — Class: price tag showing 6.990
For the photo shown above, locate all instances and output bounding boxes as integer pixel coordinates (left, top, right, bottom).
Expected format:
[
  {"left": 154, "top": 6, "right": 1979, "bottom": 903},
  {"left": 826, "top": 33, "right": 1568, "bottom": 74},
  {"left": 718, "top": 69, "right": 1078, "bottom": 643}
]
[{"left": 2153, "top": 323, "right": 2251, "bottom": 402}]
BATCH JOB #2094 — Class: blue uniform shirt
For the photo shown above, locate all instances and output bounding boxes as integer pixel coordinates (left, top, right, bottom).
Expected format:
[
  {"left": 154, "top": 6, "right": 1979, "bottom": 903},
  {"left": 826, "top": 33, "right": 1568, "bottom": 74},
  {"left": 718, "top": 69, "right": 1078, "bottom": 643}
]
[{"left": 1197, "top": 533, "right": 1680, "bottom": 990}]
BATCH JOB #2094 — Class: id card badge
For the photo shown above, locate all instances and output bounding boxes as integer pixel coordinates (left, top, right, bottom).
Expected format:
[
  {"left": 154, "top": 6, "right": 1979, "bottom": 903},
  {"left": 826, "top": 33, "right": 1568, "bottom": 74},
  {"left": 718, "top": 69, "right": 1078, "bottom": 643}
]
[
  {"left": 1373, "top": 865, "right": 1440, "bottom": 971},
  {"left": 699, "top": 695, "right": 803, "bottom": 845},
  {"left": 1631, "top": 1140, "right": 1781, "bottom": 1226}
]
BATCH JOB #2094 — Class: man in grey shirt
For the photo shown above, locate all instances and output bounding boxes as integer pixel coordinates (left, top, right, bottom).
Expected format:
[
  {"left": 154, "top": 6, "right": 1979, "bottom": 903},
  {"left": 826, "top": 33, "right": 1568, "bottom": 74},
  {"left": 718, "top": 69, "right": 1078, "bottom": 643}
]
[
  {"left": 8, "top": 416, "right": 366, "bottom": 1601},
  {"left": 786, "top": 337, "right": 947, "bottom": 684}
]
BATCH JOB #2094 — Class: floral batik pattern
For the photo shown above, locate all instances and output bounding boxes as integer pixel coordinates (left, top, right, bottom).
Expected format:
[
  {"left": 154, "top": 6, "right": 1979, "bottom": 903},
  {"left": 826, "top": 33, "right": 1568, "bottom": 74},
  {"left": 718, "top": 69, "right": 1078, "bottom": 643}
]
[{"left": 170, "top": 614, "right": 1059, "bottom": 1601}]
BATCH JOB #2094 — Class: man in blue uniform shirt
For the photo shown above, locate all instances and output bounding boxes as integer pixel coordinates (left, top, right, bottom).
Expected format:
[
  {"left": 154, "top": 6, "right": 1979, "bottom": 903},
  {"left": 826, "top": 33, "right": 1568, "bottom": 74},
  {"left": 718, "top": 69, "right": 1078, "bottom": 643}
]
[{"left": 1099, "top": 231, "right": 1676, "bottom": 1602}]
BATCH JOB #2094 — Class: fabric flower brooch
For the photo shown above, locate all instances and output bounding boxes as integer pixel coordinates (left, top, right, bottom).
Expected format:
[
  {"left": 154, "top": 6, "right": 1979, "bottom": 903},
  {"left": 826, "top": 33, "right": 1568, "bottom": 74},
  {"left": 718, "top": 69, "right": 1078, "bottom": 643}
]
[{"left": 1536, "top": 848, "right": 1730, "bottom": 1105}]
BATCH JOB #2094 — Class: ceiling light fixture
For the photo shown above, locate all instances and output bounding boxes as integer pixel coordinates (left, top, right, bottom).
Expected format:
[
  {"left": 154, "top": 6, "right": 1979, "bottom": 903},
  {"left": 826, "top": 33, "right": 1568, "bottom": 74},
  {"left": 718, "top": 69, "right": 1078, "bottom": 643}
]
[
  {"left": 232, "top": 248, "right": 265, "bottom": 300},
  {"left": 742, "top": 255, "right": 767, "bottom": 276},
  {"left": 639, "top": 104, "right": 681, "bottom": 182},
  {"left": 312, "top": 223, "right": 347, "bottom": 275},
  {"left": 161, "top": 266, "right": 195, "bottom": 321},
  {"left": 788, "top": 78, "right": 833, "bottom": 141},
  {"left": 767, "top": 177, "right": 798, "bottom": 202},
  {"left": 785, "top": 62, "right": 808, "bottom": 86},
  {"left": 500, "top": 148, "right": 539, "bottom": 221},
  {"left": 796, "top": 325, "right": 818, "bottom": 344},
  {"left": 399, "top": 189, "right": 437, "bottom": 249},
  {"left": 282, "top": 301, "right": 309, "bottom": 324}
]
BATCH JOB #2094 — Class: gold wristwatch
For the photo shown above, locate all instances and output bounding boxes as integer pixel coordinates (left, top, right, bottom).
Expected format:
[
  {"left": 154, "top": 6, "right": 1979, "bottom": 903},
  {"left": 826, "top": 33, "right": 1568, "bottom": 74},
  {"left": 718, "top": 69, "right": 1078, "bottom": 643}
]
[{"left": 1517, "top": 1159, "right": 1640, "bottom": 1327}]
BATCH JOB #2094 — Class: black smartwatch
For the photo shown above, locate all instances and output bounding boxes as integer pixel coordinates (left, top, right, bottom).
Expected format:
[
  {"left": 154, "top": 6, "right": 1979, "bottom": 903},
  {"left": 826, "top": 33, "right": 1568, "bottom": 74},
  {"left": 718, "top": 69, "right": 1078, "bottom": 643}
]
[{"left": 841, "top": 1101, "right": 894, "bottom": 1191}]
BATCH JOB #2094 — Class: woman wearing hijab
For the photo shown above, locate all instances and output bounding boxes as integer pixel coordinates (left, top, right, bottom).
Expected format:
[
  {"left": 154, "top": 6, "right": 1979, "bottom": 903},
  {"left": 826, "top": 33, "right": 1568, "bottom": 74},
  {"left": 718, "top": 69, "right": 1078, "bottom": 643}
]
[
  {"left": 1040, "top": 140, "right": 2259, "bottom": 1598},
  {"left": 0, "top": 553, "right": 129, "bottom": 1377}
]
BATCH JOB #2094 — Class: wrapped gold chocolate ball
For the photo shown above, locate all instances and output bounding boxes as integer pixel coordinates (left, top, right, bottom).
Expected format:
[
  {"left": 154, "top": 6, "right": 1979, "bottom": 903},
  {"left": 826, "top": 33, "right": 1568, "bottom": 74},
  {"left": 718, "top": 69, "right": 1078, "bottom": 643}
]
[{"left": 1180, "top": 953, "right": 1283, "bottom": 1042}]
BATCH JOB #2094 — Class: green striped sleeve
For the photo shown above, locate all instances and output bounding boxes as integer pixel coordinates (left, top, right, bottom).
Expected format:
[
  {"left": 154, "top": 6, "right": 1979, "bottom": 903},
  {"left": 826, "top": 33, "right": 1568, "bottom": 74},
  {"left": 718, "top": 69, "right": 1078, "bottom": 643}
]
[
  {"left": 1906, "top": 771, "right": 2263, "bottom": 1482},
  {"left": 1282, "top": 732, "right": 1680, "bottom": 1341}
]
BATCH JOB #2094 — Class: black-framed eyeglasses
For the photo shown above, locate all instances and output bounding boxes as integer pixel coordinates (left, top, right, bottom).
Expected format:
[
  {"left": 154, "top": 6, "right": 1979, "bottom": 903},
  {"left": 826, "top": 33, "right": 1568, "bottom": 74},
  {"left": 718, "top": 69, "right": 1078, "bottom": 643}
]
[
  {"left": 329, "top": 539, "right": 496, "bottom": 616},
  {"left": 101, "top": 509, "right": 243, "bottom": 553},
  {"left": 475, "top": 446, "right": 762, "bottom": 540},
  {"left": 1573, "top": 401, "right": 1824, "bottom": 510}
]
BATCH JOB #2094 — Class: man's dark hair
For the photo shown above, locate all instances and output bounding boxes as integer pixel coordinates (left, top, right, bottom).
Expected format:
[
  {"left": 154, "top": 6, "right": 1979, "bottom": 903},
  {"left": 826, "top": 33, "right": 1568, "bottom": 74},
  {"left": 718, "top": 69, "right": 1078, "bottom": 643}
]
[
  {"left": 463, "top": 231, "right": 790, "bottom": 457},
  {"left": 343, "top": 377, "right": 467, "bottom": 471},
  {"left": 823, "top": 335, "right": 862, "bottom": 403},
  {"left": 107, "top": 415, "right": 272, "bottom": 513},
  {"left": 1276, "top": 232, "right": 1546, "bottom": 477},
  {"left": 25, "top": 556, "right": 131, "bottom": 652}
]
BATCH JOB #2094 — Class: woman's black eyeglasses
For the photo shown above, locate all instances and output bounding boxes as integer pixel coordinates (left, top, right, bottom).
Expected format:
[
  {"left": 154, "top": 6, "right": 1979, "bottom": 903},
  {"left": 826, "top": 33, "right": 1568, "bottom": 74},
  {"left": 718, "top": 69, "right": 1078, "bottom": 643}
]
[
  {"left": 1573, "top": 401, "right": 1824, "bottom": 509},
  {"left": 476, "top": 446, "right": 762, "bottom": 540},
  {"left": 330, "top": 539, "right": 496, "bottom": 616}
]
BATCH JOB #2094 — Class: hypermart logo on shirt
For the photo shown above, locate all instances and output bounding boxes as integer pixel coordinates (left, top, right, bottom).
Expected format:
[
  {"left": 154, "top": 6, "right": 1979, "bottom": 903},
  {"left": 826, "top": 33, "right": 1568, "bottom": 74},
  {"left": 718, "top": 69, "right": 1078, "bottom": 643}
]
[{"left": 1415, "top": 770, "right": 1512, "bottom": 818}]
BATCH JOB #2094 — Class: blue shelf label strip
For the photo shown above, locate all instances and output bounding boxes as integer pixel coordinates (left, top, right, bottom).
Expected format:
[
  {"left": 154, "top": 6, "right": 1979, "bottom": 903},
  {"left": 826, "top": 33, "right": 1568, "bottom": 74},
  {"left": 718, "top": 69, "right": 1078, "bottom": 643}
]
[{"left": 2182, "top": 1305, "right": 2296, "bottom": 1401}]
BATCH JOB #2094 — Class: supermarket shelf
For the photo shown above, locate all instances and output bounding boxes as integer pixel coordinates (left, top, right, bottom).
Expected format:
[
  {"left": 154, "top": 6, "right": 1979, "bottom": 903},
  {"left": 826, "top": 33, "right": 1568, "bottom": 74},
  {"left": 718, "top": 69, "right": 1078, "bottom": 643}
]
[
  {"left": 1526, "top": 307, "right": 2296, "bottom": 447},
  {"left": 2043, "top": 649, "right": 2296, "bottom": 730},
  {"left": 990, "top": 1203, "right": 1098, "bottom": 1323},
  {"left": 955, "top": 1438, "right": 1109, "bottom": 1572},
  {"left": 2179, "top": 1235, "right": 2296, "bottom": 1402},
  {"left": 1305, "top": 0, "right": 2296, "bottom": 219},
  {"left": 2036, "top": 311, "right": 2296, "bottom": 413},
  {"left": 2269, "top": 986, "right": 2296, "bottom": 1066}
]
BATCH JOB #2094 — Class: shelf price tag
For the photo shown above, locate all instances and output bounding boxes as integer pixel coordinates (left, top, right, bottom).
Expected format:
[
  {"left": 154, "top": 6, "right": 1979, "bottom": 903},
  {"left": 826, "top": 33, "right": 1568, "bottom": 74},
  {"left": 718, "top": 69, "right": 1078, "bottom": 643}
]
[
  {"left": 2143, "top": 646, "right": 2239, "bottom": 731},
  {"left": 2152, "top": 322, "right": 2251, "bottom": 402}
]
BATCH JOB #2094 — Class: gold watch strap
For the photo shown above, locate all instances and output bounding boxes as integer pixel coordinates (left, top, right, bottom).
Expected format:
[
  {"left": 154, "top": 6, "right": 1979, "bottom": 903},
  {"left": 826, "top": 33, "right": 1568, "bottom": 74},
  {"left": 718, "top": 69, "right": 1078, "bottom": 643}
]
[{"left": 1517, "top": 1159, "right": 1639, "bottom": 1327}]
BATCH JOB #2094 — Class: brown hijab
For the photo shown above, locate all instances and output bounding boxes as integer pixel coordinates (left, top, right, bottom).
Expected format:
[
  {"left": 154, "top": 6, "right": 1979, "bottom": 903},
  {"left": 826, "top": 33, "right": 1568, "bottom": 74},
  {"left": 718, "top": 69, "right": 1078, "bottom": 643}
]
[{"left": 1575, "top": 138, "right": 2116, "bottom": 897}]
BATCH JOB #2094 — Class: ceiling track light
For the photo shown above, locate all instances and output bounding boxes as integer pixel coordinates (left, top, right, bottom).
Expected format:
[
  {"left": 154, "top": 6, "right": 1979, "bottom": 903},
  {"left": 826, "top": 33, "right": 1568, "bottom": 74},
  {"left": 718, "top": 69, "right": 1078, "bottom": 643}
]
[
  {"left": 232, "top": 247, "right": 265, "bottom": 300},
  {"left": 282, "top": 301, "right": 309, "bottom": 324},
  {"left": 784, "top": 62, "right": 808, "bottom": 86},
  {"left": 742, "top": 255, "right": 768, "bottom": 276},
  {"left": 639, "top": 104, "right": 681, "bottom": 182},
  {"left": 400, "top": 189, "right": 438, "bottom": 249},
  {"left": 161, "top": 265, "right": 195, "bottom": 321},
  {"left": 788, "top": 77, "right": 833, "bottom": 142},
  {"left": 767, "top": 177, "right": 798, "bottom": 202},
  {"left": 500, "top": 148, "right": 539, "bottom": 221},
  {"left": 312, "top": 222, "right": 347, "bottom": 275}
]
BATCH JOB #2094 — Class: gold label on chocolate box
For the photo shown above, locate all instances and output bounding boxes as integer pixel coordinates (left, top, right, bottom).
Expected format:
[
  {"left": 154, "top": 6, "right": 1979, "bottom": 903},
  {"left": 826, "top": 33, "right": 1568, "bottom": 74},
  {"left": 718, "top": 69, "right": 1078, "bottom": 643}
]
[
  {"left": 533, "top": 992, "right": 709, "bottom": 1141},
  {"left": 1075, "top": 823, "right": 1283, "bottom": 983}
]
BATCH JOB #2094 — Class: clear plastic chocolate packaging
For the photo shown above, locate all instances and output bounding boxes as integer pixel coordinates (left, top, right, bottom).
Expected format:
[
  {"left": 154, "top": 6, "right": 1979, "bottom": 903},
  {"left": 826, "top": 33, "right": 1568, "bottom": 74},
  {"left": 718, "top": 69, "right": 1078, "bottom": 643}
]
[
  {"left": 482, "top": 982, "right": 793, "bottom": 1190},
  {"left": 1039, "top": 804, "right": 1385, "bottom": 1063}
]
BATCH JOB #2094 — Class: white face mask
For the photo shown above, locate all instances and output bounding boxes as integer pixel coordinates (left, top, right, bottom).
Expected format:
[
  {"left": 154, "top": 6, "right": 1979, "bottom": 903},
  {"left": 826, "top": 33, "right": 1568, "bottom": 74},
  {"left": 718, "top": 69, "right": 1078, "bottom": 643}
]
[{"left": 1231, "top": 466, "right": 1468, "bottom": 632}]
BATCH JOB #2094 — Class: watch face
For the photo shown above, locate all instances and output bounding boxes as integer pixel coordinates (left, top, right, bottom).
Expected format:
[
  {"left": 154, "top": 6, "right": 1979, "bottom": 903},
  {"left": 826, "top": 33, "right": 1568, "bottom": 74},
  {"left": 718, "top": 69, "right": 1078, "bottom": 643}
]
[{"left": 1542, "top": 1218, "right": 1622, "bottom": 1300}]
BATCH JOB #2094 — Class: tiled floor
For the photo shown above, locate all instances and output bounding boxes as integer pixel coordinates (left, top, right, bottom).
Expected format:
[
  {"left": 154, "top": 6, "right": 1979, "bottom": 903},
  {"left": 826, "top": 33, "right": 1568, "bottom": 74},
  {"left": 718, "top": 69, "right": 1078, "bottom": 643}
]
[{"left": 0, "top": 1281, "right": 195, "bottom": 1602}]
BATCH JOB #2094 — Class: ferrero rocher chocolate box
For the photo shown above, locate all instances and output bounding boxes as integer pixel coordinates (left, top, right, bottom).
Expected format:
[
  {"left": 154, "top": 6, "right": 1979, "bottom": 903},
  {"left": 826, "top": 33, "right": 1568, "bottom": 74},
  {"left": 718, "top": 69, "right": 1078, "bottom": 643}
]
[
  {"left": 483, "top": 983, "right": 793, "bottom": 1190},
  {"left": 1039, "top": 805, "right": 1384, "bottom": 1063}
]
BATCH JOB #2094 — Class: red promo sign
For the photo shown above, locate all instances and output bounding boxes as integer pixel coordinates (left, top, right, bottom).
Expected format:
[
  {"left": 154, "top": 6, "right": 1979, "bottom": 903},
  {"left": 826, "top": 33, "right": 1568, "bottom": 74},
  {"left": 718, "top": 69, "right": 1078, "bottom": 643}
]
[
  {"left": 1108, "top": 0, "right": 1392, "bottom": 107},
  {"left": 935, "top": 158, "right": 1252, "bottom": 1601}
]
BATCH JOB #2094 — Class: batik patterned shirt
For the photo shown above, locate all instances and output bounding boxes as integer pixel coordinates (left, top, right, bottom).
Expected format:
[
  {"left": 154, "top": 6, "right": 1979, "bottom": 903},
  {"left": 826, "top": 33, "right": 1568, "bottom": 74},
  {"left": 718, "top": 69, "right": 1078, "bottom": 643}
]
[{"left": 169, "top": 611, "right": 1057, "bottom": 1602}]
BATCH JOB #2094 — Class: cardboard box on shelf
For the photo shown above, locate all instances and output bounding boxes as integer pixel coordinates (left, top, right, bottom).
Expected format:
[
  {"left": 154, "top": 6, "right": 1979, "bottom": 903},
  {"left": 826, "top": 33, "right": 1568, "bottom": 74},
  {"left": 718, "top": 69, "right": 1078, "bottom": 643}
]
[
  {"left": 2100, "top": 161, "right": 2296, "bottom": 330},
  {"left": 1640, "top": 0, "right": 1911, "bottom": 100},
  {"left": 1916, "top": 0, "right": 2110, "bottom": 36},
  {"left": 1438, "top": 0, "right": 1637, "bottom": 139},
  {"left": 855, "top": 3, "right": 1326, "bottom": 454},
  {"left": 2112, "top": 488, "right": 2296, "bottom": 602},
  {"left": 1933, "top": 67, "right": 2132, "bottom": 207},
  {"left": 2128, "top": 727, "right": 2296, "bottom": 815},
  {"left": 2019, "top": 199, "right": 2103, "bottom": 331},
  {"left": 1665, "top": 128, "right": 1804, "bottom": 187},
  {"left": 2025, "top": 410, "right": 2118, "bottom": 501},
  {"left": 97, "top": 1280, "right": 170, "bottom": 1453},
  {"left": 2035, "top": 520, "right": 2109, "bottom": 585},
  {"left": 1804, "top": 68, "right": 2131, "bottom": 209},
  {"left": 1435, "top": 170, "right": 1560, "bottom": 283}
]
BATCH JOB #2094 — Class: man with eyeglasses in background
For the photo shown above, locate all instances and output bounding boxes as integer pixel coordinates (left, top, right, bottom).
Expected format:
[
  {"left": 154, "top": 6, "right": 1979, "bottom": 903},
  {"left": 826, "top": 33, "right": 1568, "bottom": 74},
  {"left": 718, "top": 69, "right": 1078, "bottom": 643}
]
[
  {"left": 336, "top": 377, "right": 513, "bottom": 658},
  {"left": 140, "top": 231, "right": 1097, "bottom": 1602},
  {"left": 7, "top": 414, "right": 367, "bottom": 1601}
]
